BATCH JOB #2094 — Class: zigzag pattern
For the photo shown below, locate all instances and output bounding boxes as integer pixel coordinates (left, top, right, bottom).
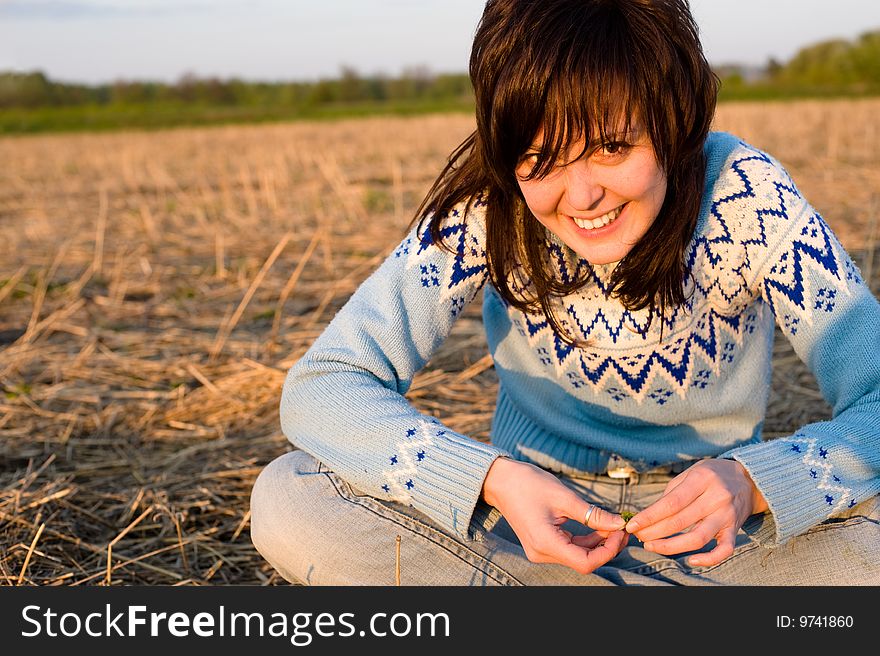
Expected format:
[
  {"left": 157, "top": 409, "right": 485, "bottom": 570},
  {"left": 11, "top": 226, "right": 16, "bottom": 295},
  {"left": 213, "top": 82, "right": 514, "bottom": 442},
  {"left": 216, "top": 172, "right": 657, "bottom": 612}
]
[
  {"left": 397, "top": 203, "right": 489, "bottom": 319},
  {"left": 782, "top": 435, "right": 853, "bottom": 515},
  {"left": 400, "top": 143, "right": 854, "bottom": 404},
  {"left": 693, "top": 150, "right": 854, "bottom": 333},
  {"left": 503, "top": 143, "right": 853, "bottom": 402},
  {"left": 380, "top": 419, "right": 436, "bottom": 504},
  {"left": 509, "top": 304, "right": 753, "bottom": 402},
  {"left": 760, "top": 211, "right": 850, "bottom": 328}
]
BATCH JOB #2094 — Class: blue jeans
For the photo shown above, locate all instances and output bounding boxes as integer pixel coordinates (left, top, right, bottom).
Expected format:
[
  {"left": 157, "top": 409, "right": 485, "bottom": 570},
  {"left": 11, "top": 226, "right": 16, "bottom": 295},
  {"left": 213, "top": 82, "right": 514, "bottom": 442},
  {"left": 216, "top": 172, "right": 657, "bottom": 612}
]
[{"left": 250, "top": 449, "right": 880, "bottom": 585}]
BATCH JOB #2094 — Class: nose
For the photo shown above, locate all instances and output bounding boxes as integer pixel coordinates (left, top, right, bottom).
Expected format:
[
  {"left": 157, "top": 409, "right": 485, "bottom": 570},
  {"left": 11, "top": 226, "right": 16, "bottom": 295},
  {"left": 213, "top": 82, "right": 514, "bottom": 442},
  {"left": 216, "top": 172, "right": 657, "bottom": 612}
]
[{"left": 563, "top": 158, "right": 605, "bottom": 212}]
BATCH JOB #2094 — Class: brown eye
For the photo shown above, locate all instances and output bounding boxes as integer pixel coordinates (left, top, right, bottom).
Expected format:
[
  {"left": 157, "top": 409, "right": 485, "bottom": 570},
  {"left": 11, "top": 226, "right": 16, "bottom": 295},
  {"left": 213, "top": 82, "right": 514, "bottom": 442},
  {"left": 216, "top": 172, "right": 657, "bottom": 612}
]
[
  {"left": 601, "top": 142, "right": 623, "bottom": 154},
  {"left": 516, "top": 153, "right": 540, "bottom": 178},
  {"left": 595, "top": 141, "right": 632, "bottom": 159}
]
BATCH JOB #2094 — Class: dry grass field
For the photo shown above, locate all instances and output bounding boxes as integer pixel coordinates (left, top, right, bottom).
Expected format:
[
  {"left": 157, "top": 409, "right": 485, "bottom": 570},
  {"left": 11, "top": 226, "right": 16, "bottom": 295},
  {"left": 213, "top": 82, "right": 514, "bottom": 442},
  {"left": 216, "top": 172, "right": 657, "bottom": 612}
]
[{"left": 0, "top": 99, "right": 878, "bottom": 585}]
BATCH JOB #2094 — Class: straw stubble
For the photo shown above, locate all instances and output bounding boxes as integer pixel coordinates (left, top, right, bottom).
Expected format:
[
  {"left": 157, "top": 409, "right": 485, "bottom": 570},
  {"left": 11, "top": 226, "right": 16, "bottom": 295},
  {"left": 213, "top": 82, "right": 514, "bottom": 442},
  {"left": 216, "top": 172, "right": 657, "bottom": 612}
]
[{"left": 0, "top": 101, "right": 877, "bottom": 584}]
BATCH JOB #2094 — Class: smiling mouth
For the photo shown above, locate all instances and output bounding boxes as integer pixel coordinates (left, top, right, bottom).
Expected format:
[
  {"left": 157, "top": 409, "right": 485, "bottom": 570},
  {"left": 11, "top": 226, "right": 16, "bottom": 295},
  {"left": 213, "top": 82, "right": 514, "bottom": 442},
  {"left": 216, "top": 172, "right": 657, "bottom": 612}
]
[{"left": 569, "top": 204, "right": 626, "bottom": 230}]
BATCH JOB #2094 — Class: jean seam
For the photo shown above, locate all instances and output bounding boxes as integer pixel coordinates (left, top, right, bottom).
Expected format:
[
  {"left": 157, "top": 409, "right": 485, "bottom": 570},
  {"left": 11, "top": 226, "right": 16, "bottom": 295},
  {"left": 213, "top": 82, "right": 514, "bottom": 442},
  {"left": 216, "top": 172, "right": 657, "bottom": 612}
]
[
  {"left": 323, "top": 470, "right": 524, "bottom": 586},
  {"left": 680, "top": 516, "right": 877, "bottom": 577},
  {"left": 625, "top": 516, "right": 877, "bottom": 580},
  {"left": 804, "top": 515, "right": 876, "bottom": 533}
]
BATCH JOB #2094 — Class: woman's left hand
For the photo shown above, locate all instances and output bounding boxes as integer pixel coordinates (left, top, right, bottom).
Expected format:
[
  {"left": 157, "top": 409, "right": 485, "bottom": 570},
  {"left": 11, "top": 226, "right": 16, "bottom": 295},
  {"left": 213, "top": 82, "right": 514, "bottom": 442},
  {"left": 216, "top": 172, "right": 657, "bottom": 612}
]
[{"left": 624, "top": 459, "right": 769, "bottom": 567}]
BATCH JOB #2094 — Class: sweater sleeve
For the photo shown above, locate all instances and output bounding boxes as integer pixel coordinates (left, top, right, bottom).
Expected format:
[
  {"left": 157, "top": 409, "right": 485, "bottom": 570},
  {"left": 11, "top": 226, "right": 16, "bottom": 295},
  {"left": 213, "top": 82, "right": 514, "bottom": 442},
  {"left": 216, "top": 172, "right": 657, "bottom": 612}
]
[
  {"left": 279, "top": 197, "right": 508, "bottom": 539},
  {"left": 719, "top": 149, "right": 880, "bottom": 545}
]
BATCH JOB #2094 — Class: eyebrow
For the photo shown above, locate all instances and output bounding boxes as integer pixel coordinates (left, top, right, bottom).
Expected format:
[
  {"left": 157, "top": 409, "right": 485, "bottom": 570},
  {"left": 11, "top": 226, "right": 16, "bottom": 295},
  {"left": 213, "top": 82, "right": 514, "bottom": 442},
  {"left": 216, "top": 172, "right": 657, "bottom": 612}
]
[
  {"left": 526, "top": 128, "right": 642, "bottom": 153},
  {"left": 595, "top": 127, "right": 642, "bottom": 142}
]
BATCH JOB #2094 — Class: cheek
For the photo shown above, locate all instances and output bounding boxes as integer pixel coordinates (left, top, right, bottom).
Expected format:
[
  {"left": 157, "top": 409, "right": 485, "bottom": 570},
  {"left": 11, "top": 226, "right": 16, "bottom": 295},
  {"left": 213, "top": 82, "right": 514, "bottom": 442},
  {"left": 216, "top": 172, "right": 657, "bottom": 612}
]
[
  {"left": 649, "top": 175, "right": 668, "bottom": 208},
  {"left": 643, "top": 160, "right": 668, "bottom": 196},
  {"left": 624, "top": 169, "right": 667, "bottom": 210},
  {"left": 518, "top": 179, "right": 560, "bottom": 218}
]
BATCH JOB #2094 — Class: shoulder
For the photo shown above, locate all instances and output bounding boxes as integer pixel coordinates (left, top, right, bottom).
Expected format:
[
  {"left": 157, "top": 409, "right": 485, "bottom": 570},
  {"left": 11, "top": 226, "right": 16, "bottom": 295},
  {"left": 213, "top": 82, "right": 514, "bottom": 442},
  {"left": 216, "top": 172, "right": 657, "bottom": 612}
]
[
  {"left": 414, "top": 192, "right": 490, "bottom": 255},
  {"left": 697, "top": 133, "right": 811, "bottom": 251},
  {"left": 697, "top": 134, "right": 861, "bottom": 297},
  {"left": 387, "top": 193, "right": 491, "bottom": 301},
  {"left": 702, "top": 132, "right": 803, "bottom": 210},
  {"left": 688, "top": 134, "right": 813, "bottom": 308}
]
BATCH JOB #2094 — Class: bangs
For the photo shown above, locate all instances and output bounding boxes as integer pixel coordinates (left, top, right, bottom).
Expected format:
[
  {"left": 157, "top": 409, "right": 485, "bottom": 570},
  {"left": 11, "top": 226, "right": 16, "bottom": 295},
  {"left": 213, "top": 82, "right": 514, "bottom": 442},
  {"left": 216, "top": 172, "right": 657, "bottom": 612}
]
[
  {"left": 525, "top": 62, "right": 640, "bottom": 180},
  {"left": 482, "top": 1, "right": 668, "bottom": 188},
  {"left": 426, "top": 0, "right": 718, "bottom": 345}
]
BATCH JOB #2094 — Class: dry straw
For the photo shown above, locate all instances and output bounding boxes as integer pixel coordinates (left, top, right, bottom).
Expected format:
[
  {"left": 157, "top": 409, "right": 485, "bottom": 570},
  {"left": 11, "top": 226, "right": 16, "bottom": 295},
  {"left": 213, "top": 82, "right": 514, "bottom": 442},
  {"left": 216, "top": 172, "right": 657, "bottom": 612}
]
[{"left": 0, "top": 101, "right": 878, "bottom": 585}]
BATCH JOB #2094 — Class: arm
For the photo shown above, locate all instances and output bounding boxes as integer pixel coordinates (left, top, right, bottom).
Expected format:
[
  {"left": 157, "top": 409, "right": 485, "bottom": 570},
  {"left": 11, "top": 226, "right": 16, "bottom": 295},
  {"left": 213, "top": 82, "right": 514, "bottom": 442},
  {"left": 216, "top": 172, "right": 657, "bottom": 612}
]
[
  {"left": 628, "top": 148, "right": 880, "bottom": 556},
  {"left": 280, "top": 199, "right": 507, "bottom": 539},
  {"left": 717, "top": 153, "right": 880, "bottom": 545}
]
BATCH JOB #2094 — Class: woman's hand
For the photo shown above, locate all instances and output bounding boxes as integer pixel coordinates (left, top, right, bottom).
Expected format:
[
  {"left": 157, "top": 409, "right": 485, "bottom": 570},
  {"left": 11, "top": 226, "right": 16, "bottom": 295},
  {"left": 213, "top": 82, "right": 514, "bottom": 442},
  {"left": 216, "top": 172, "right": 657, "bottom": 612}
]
[
  {"left": 482, "top": 457, "right": 627, "bottom": 575},
  {"left": 624, "top": 459, "right": 769, "bottom": 567}
]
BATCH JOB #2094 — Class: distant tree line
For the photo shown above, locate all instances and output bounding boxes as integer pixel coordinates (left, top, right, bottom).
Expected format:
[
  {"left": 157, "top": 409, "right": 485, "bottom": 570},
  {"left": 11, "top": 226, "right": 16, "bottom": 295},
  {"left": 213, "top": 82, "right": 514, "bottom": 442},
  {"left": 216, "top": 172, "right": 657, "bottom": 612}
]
[
  {"left": 718, "top": 30, "right": 880, "bottom": 98},
  {"left": 774, "top": 30, "right": 880, "bottom": 90},
  {"left": 0, "top": 65, "right": 474, "bottom": 110},
  {"left": 1, "top": 30, "right": 877, "bottom": 113}
]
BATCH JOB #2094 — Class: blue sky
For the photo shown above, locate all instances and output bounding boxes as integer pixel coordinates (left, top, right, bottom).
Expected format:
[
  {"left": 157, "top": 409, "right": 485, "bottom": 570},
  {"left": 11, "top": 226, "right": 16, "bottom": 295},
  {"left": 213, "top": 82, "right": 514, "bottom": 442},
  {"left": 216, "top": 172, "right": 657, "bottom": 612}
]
[{"left": 1, "top": 0, "right": 879, "bottom": 84}]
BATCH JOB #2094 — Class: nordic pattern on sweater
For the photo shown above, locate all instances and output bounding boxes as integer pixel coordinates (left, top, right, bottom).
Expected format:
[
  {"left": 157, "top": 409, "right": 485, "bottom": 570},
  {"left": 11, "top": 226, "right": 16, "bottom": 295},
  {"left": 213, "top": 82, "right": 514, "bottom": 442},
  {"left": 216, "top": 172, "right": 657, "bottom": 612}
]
[
  {"left": 280, "top": 132, "right": 880, "bottom": 544},
  {"left": 498, "top": 148, "right": 861, "bottom": 404}
]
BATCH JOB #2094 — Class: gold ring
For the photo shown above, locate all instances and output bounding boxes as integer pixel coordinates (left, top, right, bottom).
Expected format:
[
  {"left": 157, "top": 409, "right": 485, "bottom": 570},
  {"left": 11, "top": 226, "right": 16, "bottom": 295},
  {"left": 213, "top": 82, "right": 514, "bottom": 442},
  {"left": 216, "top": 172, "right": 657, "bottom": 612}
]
[{"left": 583, "top": 504, "right": 596, "bottom": 527}]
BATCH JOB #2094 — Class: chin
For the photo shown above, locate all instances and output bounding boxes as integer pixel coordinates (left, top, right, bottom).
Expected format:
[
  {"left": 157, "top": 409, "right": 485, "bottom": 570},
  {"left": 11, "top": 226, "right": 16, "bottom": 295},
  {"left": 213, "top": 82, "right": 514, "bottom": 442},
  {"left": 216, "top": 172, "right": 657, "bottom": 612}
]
[
  {"left": 571, "top": 248, "right": 626, "bottom": 266},
  {"left": 590, "top": 257, "right": 621, "bottom": 266}
]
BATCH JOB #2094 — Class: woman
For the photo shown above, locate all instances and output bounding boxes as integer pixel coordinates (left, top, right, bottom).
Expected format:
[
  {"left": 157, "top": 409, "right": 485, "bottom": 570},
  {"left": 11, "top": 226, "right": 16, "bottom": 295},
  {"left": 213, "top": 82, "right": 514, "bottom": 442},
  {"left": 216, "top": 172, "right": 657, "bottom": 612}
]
[{"left": 250, "top": 0, "right": 880, "bottom": 585}]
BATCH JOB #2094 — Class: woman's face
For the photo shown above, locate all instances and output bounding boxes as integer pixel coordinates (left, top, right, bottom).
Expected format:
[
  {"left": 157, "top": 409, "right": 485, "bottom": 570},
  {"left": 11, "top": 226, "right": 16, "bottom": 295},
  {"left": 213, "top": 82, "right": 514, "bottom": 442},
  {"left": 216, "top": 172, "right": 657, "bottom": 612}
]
[{"left": 515, "top": 127, "right": 667, "bottom": 265}]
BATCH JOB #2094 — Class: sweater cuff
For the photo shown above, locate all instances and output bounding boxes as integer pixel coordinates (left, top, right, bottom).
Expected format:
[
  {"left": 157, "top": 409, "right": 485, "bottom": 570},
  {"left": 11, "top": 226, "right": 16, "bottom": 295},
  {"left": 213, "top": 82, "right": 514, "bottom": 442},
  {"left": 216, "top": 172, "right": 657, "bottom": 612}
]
[
  {"left": 720, "top": 439, "right": 819, "bottom": 545},
  {"left": 409, "top": 434, "right": 509, "bottom": 540}
]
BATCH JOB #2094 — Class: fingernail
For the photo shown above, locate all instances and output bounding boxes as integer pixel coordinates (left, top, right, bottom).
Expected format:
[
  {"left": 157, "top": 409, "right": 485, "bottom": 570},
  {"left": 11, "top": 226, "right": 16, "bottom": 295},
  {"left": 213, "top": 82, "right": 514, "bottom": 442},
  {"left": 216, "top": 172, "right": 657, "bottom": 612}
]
[
  {"left": 626, "top": 521, "right": 640, "bottom": 534},
  {"left": 612, "top": 516, "right": 625, "bottom": 529}
]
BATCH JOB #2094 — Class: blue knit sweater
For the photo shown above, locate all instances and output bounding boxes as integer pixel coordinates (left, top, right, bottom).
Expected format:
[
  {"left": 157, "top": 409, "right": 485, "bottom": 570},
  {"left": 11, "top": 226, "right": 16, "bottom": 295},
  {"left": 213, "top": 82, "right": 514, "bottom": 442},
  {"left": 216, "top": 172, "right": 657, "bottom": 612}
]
[{"left": 280, "top": 132, "right": 880, "bottom": 546}]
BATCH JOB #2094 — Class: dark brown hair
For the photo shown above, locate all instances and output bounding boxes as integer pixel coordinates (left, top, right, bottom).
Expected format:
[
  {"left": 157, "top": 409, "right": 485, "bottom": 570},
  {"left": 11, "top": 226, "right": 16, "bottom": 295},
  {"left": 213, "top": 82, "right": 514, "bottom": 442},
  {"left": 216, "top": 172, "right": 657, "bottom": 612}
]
[{"left": 413, "top": 0, "right": 718, "bottom": 345}]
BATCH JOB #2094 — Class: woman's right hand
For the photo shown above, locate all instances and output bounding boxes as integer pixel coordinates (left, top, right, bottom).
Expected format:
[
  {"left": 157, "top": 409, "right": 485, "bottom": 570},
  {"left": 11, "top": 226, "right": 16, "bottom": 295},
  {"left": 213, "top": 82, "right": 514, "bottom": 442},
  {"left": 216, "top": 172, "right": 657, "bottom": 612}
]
[{"left": 482, "top": 457, "right": 628, "bottom": 575}]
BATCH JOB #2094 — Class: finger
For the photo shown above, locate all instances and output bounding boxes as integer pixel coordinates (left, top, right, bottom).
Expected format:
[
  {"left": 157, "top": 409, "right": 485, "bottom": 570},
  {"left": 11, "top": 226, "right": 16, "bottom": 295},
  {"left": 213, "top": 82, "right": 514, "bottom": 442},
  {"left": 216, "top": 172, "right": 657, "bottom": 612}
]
[
  {"left": 611, "top": 529, "right": 631, "bottom": 556},
  {"left": 581, "top": 530, "right": 628, "bottom": 569},
  {"left": 685, "top": 527, "right": 737, "bottom": 568},
  {"left": 571, "top": 529, "right": 628, "bottom": 549},
  {"left": 626, "top": 477, "right": 703, "bottom": 534},
  {"left": 571, "top": 532, "right": 605, "bottom": 549},
  {"left": 642, "top": 517, "right": 723, "bottom": 556},
  {"left": 631, "top": 494, "right": 716, "bottom": 542},
  {"left": 561, "top": 534, "right": 625, "bottom": 573},
  {"left": 590, "top": 531, "right": 629, "bottom": 554},
  {"left": 577, "top": 501, "right": 625, "bottom": 532},
  {"left": 548, "top": 530, "right": 627, "bottom": 575},
  {"left": 546, "top": 540, "right": 607, "bottom": 574}
]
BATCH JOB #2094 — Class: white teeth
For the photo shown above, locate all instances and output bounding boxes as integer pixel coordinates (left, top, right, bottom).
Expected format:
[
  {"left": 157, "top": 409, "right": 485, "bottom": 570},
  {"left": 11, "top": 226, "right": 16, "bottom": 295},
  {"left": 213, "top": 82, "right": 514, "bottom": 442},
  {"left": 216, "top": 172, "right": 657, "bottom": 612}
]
[{"left": 571, "top": 205, "right": 624, "bottom": 230}]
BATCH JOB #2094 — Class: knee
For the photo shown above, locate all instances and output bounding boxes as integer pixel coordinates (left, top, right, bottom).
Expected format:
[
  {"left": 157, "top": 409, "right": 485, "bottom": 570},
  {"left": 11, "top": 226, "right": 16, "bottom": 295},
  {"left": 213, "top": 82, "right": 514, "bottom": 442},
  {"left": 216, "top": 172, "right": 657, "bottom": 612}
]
[
  {"left": 249, "top": 452, "right": 290, "bottom": 563},
  {"left": 249, "top": 449, "right": 318, "bottom": 582}
]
